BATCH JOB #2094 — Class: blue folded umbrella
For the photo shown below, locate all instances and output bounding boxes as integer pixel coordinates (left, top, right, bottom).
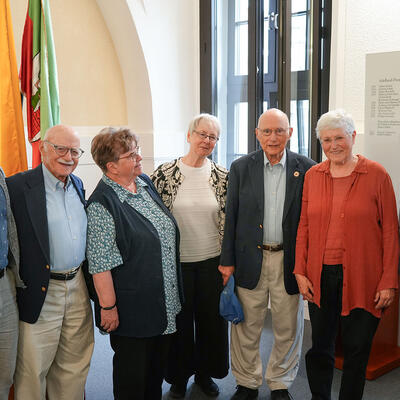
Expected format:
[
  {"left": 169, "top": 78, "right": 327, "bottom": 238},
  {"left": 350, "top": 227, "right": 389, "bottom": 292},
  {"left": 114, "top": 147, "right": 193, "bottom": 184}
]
[{"left": 219, "top": 275, "right": 244, "bottom": 324}]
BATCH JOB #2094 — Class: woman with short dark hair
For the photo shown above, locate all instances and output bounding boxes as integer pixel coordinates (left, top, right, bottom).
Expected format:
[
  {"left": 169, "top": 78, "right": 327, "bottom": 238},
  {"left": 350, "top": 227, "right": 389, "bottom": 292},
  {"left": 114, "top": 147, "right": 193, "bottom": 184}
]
[{"left": 87, "top": 127, "right": 183, "bottom": 400}]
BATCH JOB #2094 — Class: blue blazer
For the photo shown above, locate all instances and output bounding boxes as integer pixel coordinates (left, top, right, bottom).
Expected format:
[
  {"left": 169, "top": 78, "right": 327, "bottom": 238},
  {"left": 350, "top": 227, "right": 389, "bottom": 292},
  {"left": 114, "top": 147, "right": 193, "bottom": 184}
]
[
  {"left": 6, "top": 164, "right": 85, "bottom": 323},
  {"left": 220, "top": 149, "right": 315, "bottom": 295}
]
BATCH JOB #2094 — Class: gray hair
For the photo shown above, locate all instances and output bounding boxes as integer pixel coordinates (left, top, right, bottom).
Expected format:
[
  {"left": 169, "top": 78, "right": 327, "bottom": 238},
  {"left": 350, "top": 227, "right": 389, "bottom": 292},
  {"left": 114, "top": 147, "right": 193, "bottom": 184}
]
[
  {"left": 188, "top": 113, "right": 221, "bottom": 136},
  {"left": 316, "top": 109, "right": 355, "bottom": 139}
]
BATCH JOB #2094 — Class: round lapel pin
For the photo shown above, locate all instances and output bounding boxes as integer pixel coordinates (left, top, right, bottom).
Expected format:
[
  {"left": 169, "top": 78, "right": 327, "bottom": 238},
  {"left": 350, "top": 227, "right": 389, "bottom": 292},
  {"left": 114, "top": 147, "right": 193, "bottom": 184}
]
[{"left": 294, "top": 171, "right": 300, "bottom": 177}]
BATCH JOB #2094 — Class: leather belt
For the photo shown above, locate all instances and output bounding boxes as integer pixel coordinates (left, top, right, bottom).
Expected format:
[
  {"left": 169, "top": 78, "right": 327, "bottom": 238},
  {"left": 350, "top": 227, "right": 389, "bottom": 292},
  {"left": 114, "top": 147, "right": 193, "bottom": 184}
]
[
  {"left": 0, "top": 268, "right": 5, "bottom": 279},
  {"left": 262, "top": 244, "right": 283, "bottom": 252},
  {"left": 50, "top": 265, "right": 81, "bottom": 281}
]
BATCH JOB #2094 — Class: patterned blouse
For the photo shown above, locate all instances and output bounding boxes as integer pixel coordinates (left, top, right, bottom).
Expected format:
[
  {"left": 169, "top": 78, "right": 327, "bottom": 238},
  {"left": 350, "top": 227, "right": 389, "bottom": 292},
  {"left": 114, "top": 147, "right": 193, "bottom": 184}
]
[
  {"left": 86, "top": 175, "right": 181, "bottom": 335},
  {"left": 151, "top": 158, "right": 228, "bottom": 247}
]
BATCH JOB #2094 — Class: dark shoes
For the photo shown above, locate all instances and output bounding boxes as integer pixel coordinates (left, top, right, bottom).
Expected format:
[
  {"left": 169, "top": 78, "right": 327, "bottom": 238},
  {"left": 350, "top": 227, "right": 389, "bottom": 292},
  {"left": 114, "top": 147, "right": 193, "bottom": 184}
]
[
  {"left": 169, "top": 376, "right": 219, "bottom": 398},
  {"left": 230, "top": 385, "right": 259, "bottom": 400},
  {"left": 169, "top": 380, "right": 188, "bottom": 398},
  {"left": 194, "top": 375, "right": 220, "bottom": 397},
  {"left": 271, "top": 389, "right": 293, "bottom": 400}
]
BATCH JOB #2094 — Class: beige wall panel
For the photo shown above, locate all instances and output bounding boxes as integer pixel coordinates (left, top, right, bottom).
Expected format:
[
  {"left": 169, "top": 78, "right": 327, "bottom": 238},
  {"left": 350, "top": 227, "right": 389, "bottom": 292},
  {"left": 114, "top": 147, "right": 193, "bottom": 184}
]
[{"left": 10, "top": 0, "right": 127, "bottom": 127}]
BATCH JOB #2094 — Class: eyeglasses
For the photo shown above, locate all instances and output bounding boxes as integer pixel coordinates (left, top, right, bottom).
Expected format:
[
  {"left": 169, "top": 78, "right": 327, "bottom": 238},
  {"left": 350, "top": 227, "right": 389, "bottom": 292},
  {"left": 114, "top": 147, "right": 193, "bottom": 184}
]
[
  {"left": 256, "top": 128, "right": 289, "bottom": 137},
  {"left": 118, "top": 146, "right": 141, "bottom": 161},
  {"left": 193, "top": 130, "right": 219, "bottom": 143},
  {"left": 44, "top": 141, "right": 84, "bottom": 159}
]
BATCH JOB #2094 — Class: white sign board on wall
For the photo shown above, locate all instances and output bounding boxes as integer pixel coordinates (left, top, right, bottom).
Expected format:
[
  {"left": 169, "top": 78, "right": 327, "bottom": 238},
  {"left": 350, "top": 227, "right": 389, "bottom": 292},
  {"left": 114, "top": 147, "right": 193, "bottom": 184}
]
[
  {"left": 364, "top": 51, "right": 400, "bottom": 207},
  {"left": 365, "top": 51, "right": 400, "bottom": 347}
]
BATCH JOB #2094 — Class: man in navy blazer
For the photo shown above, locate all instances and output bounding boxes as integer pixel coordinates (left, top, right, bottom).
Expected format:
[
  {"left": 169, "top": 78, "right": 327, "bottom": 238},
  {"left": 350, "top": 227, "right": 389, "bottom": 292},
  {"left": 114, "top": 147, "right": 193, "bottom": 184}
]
[
  {"left": 219, "top": 109, "right": 315, "bottom": 400},
  {"left": 6, "top": 125, "right": 94, "bottom": 400}
]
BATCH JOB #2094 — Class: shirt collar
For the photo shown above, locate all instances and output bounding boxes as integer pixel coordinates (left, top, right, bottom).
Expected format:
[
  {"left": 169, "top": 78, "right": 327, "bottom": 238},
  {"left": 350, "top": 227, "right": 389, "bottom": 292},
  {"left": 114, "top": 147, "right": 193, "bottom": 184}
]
[
  {"left": 102, "top": 174, "right": 147, "bottom": 203},
  {"left": 263, "top": 149, "right": 287, "bottom": 169},
  {"left": 42, "top": 163, "right": 71, "bottom": 191},
  {"left": 315, "top": 154, "right": 367, "bottom": 175}
]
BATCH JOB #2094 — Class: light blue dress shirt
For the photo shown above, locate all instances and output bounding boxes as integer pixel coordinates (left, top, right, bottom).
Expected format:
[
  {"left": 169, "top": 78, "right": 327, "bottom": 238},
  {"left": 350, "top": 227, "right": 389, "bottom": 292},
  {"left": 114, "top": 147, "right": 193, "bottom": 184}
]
[
  {"left": 42, "top": 164, "right": 87, "bottom": 271},
  {"left": 0, "top": 186, "right": 8, "bottom": 270},
  {"left": 263, "top": 150, "right": 287, "bottom": 244}
]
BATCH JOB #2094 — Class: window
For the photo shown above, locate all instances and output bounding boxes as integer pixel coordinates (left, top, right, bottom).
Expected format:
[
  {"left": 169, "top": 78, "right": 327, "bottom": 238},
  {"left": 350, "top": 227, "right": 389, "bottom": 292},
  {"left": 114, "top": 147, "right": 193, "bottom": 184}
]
[{"left": 200, "top": 0, "right": 331, "bottom": 166}]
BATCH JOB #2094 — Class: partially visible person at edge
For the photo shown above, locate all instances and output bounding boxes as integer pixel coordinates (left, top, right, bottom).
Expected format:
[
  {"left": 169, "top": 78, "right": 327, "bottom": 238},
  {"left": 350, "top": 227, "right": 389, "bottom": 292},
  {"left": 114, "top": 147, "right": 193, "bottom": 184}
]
[
  {"left": 219, "top": 108, "right": 316, "bottom": 400},
  {"left": 0, "top": 167, "right": 24, "bottom": 400},
  {"left": 151, "top": 113, "right": 229, "bottom": 398},
  {"left": 86, "top": 127, "right": 183, "bottom": 400},
  {"left": 294, "top": 109, "right": 399, "bottom": 400},
  {"left": 6, "top": 125, "right": 94, "bottom": 400}
]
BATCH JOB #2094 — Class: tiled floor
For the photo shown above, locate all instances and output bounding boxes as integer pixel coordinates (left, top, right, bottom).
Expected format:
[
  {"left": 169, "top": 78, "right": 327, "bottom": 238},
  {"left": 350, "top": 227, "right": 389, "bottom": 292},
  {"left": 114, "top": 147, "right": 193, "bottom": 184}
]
[{"left": 86, "top": 314, "right": 400, "bottom": 400}]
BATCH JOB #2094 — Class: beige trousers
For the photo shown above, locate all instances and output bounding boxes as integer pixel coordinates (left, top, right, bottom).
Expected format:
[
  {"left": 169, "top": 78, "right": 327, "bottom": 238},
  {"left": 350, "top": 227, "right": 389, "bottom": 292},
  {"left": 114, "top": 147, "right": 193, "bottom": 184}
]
[
  {"left": 14, "top": 269, "right": 94, "bottom": 400},
  {"left": 231, "top": 249, "right": 303, "bottom": 390}
]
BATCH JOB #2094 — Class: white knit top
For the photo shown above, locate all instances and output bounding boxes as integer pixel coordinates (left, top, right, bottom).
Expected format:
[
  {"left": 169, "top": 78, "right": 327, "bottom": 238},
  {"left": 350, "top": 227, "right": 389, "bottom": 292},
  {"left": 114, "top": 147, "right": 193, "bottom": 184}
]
[{"left": 172, "top": 158, "right": 220, "bottom": 262}]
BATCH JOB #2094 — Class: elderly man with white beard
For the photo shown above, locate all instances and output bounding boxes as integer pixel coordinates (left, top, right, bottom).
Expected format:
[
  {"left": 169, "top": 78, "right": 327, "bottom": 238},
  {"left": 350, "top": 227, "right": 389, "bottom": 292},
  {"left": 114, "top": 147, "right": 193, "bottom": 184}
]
[{"left": 6, "top": 125, "right": 94, "bottom": 400}]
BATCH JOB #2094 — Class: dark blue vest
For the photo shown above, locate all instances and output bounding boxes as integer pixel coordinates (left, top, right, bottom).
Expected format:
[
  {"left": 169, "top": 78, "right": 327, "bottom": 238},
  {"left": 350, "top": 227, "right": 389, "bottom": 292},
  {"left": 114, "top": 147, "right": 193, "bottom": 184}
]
[{"left": 87, "top": 174, "right": 183, "bottom": 338}]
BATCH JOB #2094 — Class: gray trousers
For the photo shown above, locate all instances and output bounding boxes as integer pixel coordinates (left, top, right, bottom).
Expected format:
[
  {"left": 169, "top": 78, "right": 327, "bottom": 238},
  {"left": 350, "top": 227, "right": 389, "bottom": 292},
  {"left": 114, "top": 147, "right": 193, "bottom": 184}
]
[{"left": 0, "top": 268, "right": 18, "bottom": 400}]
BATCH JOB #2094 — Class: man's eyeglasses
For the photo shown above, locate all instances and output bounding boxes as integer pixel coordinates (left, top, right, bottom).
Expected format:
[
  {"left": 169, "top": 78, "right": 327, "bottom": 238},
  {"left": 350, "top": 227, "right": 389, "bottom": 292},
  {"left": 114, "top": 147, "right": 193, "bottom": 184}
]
[
  {"left": 257, "top": 128, "right": 289, "bottom": 137},
  {"left": 44, "top": 141, "right": 84, "bottom": 159},
  {"left": 193, "top": 130, "right": 219, "bottom": 143},
  {"left": 118, "top": 146, "right": 141, "bottom": 161}
]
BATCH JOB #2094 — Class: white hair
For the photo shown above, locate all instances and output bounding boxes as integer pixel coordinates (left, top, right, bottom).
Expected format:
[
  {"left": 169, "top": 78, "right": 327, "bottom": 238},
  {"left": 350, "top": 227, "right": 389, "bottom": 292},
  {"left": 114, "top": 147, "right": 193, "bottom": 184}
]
[
  {"left": 316, "top": 109, "right": 355, "bottom": 138},
  {"left": 188, "top": 113, "right": 221, "bottom": 136}
]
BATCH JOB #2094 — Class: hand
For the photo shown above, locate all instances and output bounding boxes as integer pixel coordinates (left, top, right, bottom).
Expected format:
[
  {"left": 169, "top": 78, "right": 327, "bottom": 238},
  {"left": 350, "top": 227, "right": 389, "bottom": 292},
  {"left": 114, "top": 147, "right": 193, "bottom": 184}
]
[
  {"left": 218, "top": 265, "right": 235, "bottom": 286},
  {"left": 100, "top": 307, "right": 119, "bottom": 332},
  {"left": 374, "top": 288, "right": 396, "bottom": 309},
  {"left": 295, "top": 274, "right": 314, "bottom": 302}
]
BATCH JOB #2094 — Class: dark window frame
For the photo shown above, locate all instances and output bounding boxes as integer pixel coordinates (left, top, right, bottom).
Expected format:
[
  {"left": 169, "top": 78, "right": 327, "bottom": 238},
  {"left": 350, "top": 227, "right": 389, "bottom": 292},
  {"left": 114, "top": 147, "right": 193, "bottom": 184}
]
[{"left": 200, "top": 0, "right": 332, "bottom": 163}]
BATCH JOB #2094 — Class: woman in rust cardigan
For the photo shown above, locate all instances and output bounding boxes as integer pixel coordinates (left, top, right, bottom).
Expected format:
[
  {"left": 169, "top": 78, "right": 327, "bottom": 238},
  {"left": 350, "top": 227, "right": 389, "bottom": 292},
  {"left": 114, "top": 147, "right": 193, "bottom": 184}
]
[{"left": 294, "top": 109, "right": 399, "bottom": 400}]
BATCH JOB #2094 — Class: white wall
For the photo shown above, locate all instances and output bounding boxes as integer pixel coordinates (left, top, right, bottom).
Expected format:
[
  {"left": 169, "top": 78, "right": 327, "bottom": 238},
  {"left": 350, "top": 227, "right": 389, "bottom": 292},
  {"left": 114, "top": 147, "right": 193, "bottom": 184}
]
[
  {"left": 329, "top": 0, "right": 400, "bottom": 156},
  {"left": 124, "top": 0, "right": 200, "bottom": 166}
]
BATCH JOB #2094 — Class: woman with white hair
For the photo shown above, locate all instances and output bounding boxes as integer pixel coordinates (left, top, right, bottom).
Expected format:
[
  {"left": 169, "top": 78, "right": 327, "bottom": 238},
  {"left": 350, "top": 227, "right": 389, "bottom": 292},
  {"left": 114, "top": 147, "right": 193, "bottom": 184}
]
[
  {"left": 294, "top": 109, "right": 399, "bottom": 400},
  {"left": 151, "top": 113, "right": 229, "bottom": 398}
]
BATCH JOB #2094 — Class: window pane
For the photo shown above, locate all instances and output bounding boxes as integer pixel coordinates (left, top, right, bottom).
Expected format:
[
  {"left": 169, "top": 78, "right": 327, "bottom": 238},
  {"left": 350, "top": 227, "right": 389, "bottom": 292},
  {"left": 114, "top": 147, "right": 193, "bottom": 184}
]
[
  {"left": 235, "top": 24, "right": 248, "bottom": 75},
  {"left": 263, "top": 19, "right": 269, "bottom": 74},
  {"left": 215, "top": 0, "right": 248, "bottom": 168},
  {"left": 289, "top": 0, "right": 311, "bottom": 157},
  {"left": 235, "top": 0, "right": 248, "bottom": 22},
  {"left": 290, "top": 100, "right": 309, "bottom": 156},
  {"left": 263, "top": 0, "right": 270, "bottom": 74},
  {"left": 292, "top": 0, "right": 307, "bottom": 13},
  {"left": 235, "top": 103, "right": 248, "bottom": 156},
  {"left": 291, "top": 14, "right": 307, "bottom": 71}
]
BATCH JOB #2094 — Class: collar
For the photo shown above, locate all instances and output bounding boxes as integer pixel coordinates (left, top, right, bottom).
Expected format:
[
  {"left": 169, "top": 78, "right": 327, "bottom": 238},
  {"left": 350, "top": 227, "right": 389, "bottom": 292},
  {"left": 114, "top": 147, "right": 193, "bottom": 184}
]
[
  {"left": 315, "top": 154, "right": 368, "bottom": 175},
  {"left": 263, "top": 149, "right": 287, "bottom": 168},
  {"left": 102, "top": 174, "right": 147, "bottom": 203},
  {"left": 42, "top": 163, "right": 71, "bottom": 190}
]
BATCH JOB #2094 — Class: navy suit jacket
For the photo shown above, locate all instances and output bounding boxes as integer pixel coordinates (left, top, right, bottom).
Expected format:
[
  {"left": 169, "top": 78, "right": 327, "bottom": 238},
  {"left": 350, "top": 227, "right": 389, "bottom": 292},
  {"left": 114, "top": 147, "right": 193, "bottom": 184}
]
[
  {"left": 6, "top": 164, "right": 85, "bottom": 323},
  {"left": 220, "top": 149, "right": 315, "bottom": 295}
]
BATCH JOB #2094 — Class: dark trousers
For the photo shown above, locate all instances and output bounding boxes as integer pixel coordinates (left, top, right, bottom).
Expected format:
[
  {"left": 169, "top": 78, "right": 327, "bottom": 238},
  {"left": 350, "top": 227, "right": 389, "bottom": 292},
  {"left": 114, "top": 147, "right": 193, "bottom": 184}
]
[
  {"left": 165, "top": 256, "right": 229, "bottom": 384},
  {"left": 306, "top": 265, "right": 379, "bottom": 400},
  {"left": 110, "top": 333, "right": 173, "bottom": 400}
]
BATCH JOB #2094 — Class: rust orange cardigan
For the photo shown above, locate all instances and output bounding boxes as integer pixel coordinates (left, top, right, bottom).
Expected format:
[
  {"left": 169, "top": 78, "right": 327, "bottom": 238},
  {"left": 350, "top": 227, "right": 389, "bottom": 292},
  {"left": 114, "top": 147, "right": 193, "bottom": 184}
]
[{"left": 294, "top": 155, "right": 399, "bottom": 318}]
